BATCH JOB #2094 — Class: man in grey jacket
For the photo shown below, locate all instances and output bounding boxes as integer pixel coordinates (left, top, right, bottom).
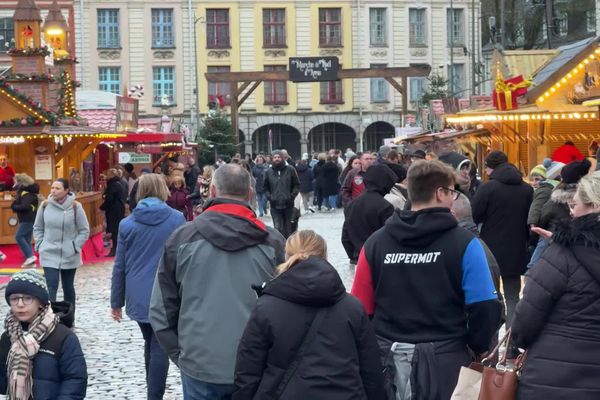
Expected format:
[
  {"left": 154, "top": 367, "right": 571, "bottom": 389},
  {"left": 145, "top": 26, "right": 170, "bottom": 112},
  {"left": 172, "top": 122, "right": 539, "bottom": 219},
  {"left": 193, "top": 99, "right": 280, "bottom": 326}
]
[{"left": 150, "top": 164, "right": 285, "bottom": 400}]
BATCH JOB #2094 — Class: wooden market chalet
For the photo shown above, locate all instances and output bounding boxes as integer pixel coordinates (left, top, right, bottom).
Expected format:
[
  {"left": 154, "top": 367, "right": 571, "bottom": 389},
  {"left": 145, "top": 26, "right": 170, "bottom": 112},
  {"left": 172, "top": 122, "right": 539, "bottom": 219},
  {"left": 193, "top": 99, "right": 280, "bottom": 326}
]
[
  {"left": 440, "top": 36, "right": 600, "bottom": 175},
  {"left": 0, "top": 0, "right": 117, "bottom": 250}
]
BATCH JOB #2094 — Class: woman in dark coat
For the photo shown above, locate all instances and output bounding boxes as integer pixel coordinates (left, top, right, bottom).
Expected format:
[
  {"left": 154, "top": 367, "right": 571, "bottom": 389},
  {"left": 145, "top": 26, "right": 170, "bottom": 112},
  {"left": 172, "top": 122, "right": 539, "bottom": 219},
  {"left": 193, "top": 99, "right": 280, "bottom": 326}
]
[
  {"left": 252, "top": 156, "right": 269, "bottom": 217},
  {"left": 166, "top": 175, "right": 192, "bottom": 220},
  {"left": 100, "top": 168, "right": 127, "bottom": 257},
  {"left": 294, "top": 159, "right": 314, "bottom": 213},
  {"left": 312, "top": 153, "right": 327, "bottom": 211},
  {"left": 512, "top": 171, "right": 600, "bottom": 400},
  {"left": 234, "top": 230, "right": 384, "bottom": 400},
  {"left": 321, "top": 155, "right": 341, "bottom": 211}
]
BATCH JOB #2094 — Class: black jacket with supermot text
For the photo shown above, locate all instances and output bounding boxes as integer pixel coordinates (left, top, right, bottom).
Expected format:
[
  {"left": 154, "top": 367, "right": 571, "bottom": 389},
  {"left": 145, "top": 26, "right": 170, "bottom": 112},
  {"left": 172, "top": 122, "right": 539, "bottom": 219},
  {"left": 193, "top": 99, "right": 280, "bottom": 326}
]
[{"left": 351, "top": 207, "right": 501, "bottom": 354}]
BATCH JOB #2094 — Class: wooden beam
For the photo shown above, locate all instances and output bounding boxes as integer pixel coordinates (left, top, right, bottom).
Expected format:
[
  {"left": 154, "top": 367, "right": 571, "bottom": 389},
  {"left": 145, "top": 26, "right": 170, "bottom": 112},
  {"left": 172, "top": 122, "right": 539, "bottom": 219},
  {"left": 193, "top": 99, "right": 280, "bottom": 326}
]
[
  {"left": 384, "top": 77, "right": 403, "bottom": 95},
  {"left": 401, "top": 76, "right": 408, "bottom": 117},
  {"left": 238, "top": 81, "right": 262, "bottom": 107},
  {"left": 230, "top": 81, "right": 239, "bottom": 146},
  {"left": 54, "top": 138, "right": 80, "bottom": 164},
  {"left": 236, "top": 81, "right": 252, "bottom": 97},
  {"left": 205, "top": 65, "right": 432, "bottom": 83}
]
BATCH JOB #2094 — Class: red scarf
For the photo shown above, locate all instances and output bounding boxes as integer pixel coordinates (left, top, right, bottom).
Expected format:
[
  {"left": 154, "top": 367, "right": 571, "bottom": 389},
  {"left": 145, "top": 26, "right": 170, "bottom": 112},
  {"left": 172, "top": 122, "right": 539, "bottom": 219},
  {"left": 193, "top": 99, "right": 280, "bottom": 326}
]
[{"left": 205, "top": 203, "right": 266, "bottom": 231}]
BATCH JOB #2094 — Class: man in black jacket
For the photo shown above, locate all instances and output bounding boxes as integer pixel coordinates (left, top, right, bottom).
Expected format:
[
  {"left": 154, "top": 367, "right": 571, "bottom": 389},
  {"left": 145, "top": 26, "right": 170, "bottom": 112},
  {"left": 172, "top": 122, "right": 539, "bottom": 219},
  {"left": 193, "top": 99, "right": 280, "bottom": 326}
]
[
  {"left": 472, "top": 150, "right": 533, "bottom": 325},
  {"left": 351, "top": 160, "right": 501, "bottom": 399},
  {"left": 263, "top": 150, "right": 300, "bottom": 238},
  {"left": 342, "top": 164, "right": 396, "bottom": 264}
]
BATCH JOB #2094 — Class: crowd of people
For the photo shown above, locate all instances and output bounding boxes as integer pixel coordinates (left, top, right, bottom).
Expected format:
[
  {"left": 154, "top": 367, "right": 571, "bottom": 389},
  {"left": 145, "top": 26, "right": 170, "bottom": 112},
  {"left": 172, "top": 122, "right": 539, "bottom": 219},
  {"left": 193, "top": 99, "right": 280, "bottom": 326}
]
[{"left": 2, "top": 139, "right": 600, "bottom": 399}]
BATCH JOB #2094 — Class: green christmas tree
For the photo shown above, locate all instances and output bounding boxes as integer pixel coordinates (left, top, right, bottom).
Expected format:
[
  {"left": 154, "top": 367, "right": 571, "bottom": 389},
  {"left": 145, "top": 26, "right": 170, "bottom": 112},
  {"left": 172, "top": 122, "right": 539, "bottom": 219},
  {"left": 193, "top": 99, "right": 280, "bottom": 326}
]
[{"left": 197, "top": 109, "right": 238, "bottom": 166}]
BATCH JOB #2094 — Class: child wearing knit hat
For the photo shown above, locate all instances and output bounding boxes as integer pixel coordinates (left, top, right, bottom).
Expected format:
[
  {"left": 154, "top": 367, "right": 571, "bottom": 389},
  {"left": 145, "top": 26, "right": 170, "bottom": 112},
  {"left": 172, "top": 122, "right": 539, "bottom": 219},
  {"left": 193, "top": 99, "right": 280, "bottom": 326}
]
[{"left": 0, "top": 270, "right": 87, "bottom": 400}]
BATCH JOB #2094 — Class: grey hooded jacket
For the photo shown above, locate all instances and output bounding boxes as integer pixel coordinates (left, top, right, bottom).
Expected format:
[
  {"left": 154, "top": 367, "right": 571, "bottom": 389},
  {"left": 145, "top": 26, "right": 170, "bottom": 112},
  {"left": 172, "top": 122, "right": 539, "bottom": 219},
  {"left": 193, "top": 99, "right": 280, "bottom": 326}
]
[
  {"left": 149, "top": 198, "right": 285, "bottom": 384},
  {"left": 33, "top": 194, "right": 90, "bottom": 270}
]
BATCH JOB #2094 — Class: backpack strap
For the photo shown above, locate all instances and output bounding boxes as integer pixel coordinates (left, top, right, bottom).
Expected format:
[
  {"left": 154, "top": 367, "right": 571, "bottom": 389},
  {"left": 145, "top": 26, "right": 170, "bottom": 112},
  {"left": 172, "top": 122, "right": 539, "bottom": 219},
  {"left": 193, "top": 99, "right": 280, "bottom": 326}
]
[
  {"left": 275, "top": 307, "right": 328, "bottom": 397},
  {"left": 72, "top": 200, "right": 79, "bottom": 227}
]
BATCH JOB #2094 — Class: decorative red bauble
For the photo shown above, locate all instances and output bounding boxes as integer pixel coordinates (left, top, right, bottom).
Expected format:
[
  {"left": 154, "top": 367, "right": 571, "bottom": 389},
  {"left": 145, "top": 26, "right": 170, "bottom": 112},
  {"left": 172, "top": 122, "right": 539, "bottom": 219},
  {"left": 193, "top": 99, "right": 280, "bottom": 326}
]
[{"left": 34, "top": 119, "right": 41, "bottom": 126}]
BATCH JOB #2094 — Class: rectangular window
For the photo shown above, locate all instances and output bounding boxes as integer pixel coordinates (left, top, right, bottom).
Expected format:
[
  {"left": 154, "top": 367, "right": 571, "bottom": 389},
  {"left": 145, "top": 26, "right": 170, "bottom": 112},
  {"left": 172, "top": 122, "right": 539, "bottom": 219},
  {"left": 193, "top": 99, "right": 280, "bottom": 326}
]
[
  {"left": 263, "top": 9, "right": 286, "bottom": 47},
  {"left": 207, "top": 66, "right": 231, "bottom": 106},
  {"left": 558, "top": 12, "right": 568, "bottom": 37},
  {"left": 369, "top": 8, "right": 386, "bottom": 46},
  {"left": 0, "top": 18, "right": 14, "bottom": 53},
  {"left": 586, "top": 10, "right": 596, "bottom": 33},
  {"left": 206, "top": 9, "right": 230, "bottom": 48},
  {"left": 152, "top": 9, "right": 174, "bottom": 48},
  {"left": 409, "top": 77, "right": 427, "bottom": 102},
  {"left": 448, "top": 64, "right": 465, "bottom": 95},
  {"left": 370, "top": 64, "right": 388, "bottom": 103},
  {"left": 319, "top": 8, "right": 342, "bottom": 47},
  {"left": 409, "top": 8, "right": 426, "bottom": 46},
  {"left": 97, "top": 9, "right": 120, "bottom": 48},
  {"left": 320, "top": 80, "right": 343, "bottom": 104},
  {"left": 447, "top": 8, "right": 464, "bottom": 46},
  {"left": 152, "top": 66, "right": 175, "bottom": 106},
  {"left": 264, "top": 65, "right": 287, "bottom": 105},
  {"left": 98, "top": 67, "right": 121, "bottom": 94}
]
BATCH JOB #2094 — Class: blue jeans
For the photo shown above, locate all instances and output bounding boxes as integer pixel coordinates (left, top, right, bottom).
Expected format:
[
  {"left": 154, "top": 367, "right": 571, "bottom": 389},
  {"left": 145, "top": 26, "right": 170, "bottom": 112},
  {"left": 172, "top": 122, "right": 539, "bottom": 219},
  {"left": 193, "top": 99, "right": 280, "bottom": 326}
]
[
  {"left": 15, "top": 222, "right": 33, "bottom": 258},
  {"left": 138, "top": 322, "right": 169, "bottom": 400},
  {"left": 527, "top": 237, "right": 549, "bottom": 270},
  {"left": 256, "top": 193, "right": 267, "bottom": 216},
  {"left": 44, "top": 268, "right": 77, "bottom": 307},
  {"left": 327, "top": 194, "right": 338, "bottom": 209},
  {"left": 181, "top": 373, "right": 235, "bottom": 400}
]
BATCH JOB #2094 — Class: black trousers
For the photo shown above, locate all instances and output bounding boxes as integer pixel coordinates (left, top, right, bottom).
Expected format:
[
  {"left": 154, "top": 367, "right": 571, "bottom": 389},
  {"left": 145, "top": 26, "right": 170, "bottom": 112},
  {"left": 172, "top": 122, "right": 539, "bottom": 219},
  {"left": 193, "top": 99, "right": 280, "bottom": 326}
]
[{"left": 271, "top": 206, "right": 294, "bottom": 238}]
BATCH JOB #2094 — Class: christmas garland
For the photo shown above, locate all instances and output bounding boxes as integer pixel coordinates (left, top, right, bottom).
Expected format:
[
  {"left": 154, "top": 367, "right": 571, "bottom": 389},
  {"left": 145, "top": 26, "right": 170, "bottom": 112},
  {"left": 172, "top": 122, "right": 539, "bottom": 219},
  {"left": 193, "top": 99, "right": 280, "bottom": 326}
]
[
  {"left": 8, "top": 46, "right": 51, "bottom": 57},
  {"left": 4, "top": 73, "right": 56, "bottom": 82},
  {"left": 56, "top": 71, "right": 80, "bottom": 118},
  {"left": 0, "top": 116, "right": 44, "bottom": 128},
  {"left": 54, "top": 56, "right": 78, "bottom": 64},
  {"left": 0, "top": 80, "right": 57, "bottom": 124}
]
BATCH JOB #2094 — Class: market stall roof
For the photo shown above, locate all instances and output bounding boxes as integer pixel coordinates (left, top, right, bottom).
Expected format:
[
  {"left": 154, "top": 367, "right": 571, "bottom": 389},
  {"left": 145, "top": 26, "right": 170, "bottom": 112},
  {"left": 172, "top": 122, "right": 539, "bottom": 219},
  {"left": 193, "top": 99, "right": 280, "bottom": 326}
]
[
  {"left": 528, "top": 36, "right": 599, "bottom": 101},
  {"left": 503, "top": 49, "right": 559, "bottom": 78},
  {"left": 111, "top": 133, "right": 183, "bottom": 143}
]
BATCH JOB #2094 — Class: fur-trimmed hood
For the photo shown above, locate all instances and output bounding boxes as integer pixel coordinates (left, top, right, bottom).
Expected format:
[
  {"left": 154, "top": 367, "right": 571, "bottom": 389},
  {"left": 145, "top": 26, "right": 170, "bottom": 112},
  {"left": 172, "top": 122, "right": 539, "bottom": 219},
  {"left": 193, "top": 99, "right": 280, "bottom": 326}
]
[
  {"left": 554, "top": 213, "right": 600, "bottom": 284},
  {"left": 549, "top": 183, "right": 577, "bottom": 204}
]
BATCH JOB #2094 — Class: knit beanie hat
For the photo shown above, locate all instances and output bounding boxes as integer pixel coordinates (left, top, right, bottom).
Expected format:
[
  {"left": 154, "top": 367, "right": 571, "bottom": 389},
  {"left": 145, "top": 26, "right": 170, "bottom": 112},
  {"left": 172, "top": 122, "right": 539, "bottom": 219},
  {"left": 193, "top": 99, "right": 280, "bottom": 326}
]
[
  {"left": 272, "top": 149, "right": 285, "bottom": 158},
  {"left": 485, "top": 151, "right": 508, "bottom": 169},
  {"left": 560, "top": 158, "right": 591, "bottom": 184},
  {"left": 386, "top": 163, "right": 408, "bottom": 183},
  {"left": 529, "top": 164, "right": 547, "bottom": 179},
  {"left": 5, "top": 270, "right": 49, "bottom": 306},
  {"left": 438, "top": 151, "right": 470, "bottom": 171}
]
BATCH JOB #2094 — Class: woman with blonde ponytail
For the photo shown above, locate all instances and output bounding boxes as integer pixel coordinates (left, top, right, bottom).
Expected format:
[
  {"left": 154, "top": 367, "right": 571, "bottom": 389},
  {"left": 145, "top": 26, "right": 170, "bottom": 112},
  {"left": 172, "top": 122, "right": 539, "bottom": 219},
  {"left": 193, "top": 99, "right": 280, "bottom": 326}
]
[{"left": 234, "top": 230, "right": 384, "bottom": 400}]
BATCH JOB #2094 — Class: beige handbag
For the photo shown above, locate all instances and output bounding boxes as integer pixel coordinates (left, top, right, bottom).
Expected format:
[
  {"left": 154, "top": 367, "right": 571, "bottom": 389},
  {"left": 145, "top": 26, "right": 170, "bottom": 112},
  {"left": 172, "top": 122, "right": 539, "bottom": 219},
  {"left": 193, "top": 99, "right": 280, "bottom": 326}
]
[{"left": 451, "top": 362, "right": 484, "bottom": 400}]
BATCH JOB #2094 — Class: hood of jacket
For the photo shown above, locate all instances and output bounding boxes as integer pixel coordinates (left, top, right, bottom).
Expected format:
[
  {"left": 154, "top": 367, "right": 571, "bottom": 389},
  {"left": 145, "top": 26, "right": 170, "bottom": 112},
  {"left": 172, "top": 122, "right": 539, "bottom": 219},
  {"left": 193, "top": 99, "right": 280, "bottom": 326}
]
[
  {"left": 364, "top": 164, "right": 397, "bottom": 195},
  {"left": 384, "top": 207, "right": 458, "bottom": 247},
  {"left": 262, "top": 256, "right": 346, "bottom": 307},
  {"left": 295, "top": 163, "right": 309, "bottom": 173},
  {"left": 48, "top": 192, "right": 75, "bottom": 209},
  {"left": 439, "top": 151, "right": 470, "bottom": 171},
  {"left": 132, "top": 201, "right": 175, "bottom": 226},
  {"left": 490, "top": 163, "right": 524, "bottom": 185},
  {"left": 195, "top": 198, "right": 269, "bottom": 252},
  {"left": 553, "top": 213, "right": 600, "bottom": 285},
  {"left": 549, "top": 183, "right": 577, "bottom": 204},
  {"left": 20, "top": 183, "right": 39, "bottom": 195}
]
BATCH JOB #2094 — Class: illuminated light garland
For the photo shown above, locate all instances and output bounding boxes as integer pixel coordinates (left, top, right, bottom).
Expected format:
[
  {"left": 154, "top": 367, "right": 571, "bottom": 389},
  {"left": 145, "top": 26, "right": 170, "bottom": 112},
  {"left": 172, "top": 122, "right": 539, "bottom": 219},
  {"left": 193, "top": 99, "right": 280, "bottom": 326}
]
[
  {"left": 536, "top": 46, "right": 600, "bottom": 104},
  {"left": 446, "top": 112, "right": 598, "bottom": 124}
]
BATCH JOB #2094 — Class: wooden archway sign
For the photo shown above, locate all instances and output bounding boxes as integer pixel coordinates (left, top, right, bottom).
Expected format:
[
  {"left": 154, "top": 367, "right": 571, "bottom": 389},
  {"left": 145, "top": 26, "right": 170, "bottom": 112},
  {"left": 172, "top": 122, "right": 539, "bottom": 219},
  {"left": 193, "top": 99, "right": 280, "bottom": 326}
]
[{"left": 205, "top": 64, "right": 432, "bottom": 144}]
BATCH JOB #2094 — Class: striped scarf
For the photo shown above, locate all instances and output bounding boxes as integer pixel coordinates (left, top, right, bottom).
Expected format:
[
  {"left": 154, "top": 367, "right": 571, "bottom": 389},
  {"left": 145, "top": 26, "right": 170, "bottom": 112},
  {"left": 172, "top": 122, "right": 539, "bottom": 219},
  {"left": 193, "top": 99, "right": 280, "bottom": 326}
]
[{"left": 4, "top": 305, "right": 59, "bottom": 400}]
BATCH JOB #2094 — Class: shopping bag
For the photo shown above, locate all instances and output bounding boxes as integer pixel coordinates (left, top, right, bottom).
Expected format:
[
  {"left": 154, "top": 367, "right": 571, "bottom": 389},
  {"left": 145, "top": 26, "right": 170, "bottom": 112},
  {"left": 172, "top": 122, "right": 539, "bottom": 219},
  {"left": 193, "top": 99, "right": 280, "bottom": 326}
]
[{"left": 450, "top": 363, "right": 483, "bottom": 400}]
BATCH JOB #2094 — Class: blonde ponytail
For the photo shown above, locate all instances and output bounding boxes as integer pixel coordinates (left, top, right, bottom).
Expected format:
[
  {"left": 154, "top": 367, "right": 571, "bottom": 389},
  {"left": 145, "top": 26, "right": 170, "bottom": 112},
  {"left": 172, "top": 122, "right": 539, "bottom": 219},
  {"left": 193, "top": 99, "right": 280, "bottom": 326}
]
[{"left": 276, "top": 230, "right": 327, "bottom": 275}]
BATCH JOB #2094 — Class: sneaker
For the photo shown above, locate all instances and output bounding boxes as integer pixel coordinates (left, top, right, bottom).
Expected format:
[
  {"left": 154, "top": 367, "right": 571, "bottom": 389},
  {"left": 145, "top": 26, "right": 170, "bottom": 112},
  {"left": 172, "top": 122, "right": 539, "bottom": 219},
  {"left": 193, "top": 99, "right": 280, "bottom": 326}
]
[
  {"left": 23, "top": 255, "right": 37, "bottom": 266},
  {"left": 308, "top": 207, "right": 316, "bottom": 213}
]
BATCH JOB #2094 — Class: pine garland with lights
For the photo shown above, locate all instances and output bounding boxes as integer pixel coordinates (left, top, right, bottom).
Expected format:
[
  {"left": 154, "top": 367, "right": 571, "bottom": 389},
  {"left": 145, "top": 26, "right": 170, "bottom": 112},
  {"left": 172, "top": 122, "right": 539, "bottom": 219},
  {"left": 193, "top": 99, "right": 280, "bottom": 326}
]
[
  {"left": 8, "top": 46, "right": 51, "bottom": 57},
  {"left": 57, "top": 71, "right": 79, "bottom": 119},
  {"left": 55, "top": 56, "right": 78, "bottom": 64},
  {"left": 0, "top": 116, "right": 44, "bottom": 128},
  {"left": 0, "top": 80, "right": 57, "bottom": 125},
  {"left": 5, "top": 73, "right": 56, "bottom": 82}
]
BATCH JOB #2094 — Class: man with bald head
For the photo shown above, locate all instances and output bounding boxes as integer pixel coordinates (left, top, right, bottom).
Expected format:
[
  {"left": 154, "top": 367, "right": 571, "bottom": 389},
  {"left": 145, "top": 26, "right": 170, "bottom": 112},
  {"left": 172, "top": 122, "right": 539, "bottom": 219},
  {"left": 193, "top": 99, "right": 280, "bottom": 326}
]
[{"left": 150, "top": 163, "right": 285, "bottom": 399}]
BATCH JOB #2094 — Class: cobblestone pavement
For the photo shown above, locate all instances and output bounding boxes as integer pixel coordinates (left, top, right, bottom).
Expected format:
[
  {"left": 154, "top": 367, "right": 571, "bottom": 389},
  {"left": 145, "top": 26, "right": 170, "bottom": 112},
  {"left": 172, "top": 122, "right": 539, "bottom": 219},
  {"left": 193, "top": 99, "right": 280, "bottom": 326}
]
[{"left": 0, "top": 209, "right": 350, "bottom": 399}]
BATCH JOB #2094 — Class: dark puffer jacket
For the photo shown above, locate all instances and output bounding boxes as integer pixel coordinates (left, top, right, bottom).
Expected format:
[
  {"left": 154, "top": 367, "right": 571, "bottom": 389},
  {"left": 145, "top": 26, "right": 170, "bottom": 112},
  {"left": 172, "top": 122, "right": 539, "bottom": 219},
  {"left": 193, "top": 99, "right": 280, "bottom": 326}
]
[
  {"left": 527, "top": 180, "right": 557, "bottom": 226},
  {"left": 342, "top": 164, "right": 396, "bottom": 262},
  {"left": 234, "top": 256, "right": 384, "bottom": 400},
  {"left": 100, "top": 176, "right": 127, "bottom": 237},
  {"left": 0, "top": 324, "right": 87, "bottom": 399},
  {"left": 11, "top": 182, "right": 40, "bottom": 223},
  {"left": 538, "top": 183, "right": 576, "bottom": 231},
  {"left": 472, "top": 163, "right": 533, "bottom": 277},
  {"left": 263, "top": 164, "right": 300, "bottom": 209},
  {"left": 512, "top": 213, "right": 600, "bottom": 399},
  {"left": 252, "top": 164, "right": 268, "bottom": 194},
  {"left": 294, "top": 162, "right": 314, "bottom": 193}
]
